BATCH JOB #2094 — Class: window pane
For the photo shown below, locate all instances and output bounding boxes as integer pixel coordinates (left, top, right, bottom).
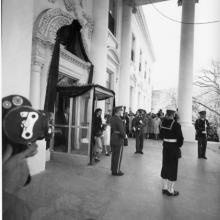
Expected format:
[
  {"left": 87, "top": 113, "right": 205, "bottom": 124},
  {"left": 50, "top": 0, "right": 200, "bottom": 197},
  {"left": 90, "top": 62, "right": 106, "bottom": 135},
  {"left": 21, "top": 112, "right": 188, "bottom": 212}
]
[
  {"left": 53, "top": 126, "right": 68, "bottom": 153},
  {"left": 108, "top": 0, "right": 117, "bottom": 35}
]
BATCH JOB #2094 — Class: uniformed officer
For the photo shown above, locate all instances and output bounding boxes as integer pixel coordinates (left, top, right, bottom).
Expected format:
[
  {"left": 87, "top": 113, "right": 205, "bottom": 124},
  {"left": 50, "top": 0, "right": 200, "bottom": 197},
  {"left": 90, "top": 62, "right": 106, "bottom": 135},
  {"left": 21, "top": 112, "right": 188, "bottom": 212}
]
[
  {"left": 160, "top": 109, "right": 184, "bottom": 196},
  {"left": 132, "top": 109, "right": 145, "bottom": 154},
  {"left": 195, "top": 110, "right": 210, "bottom": 159},
  {"left": 110, "top": 106, "right": 126, "bottom": 176}
]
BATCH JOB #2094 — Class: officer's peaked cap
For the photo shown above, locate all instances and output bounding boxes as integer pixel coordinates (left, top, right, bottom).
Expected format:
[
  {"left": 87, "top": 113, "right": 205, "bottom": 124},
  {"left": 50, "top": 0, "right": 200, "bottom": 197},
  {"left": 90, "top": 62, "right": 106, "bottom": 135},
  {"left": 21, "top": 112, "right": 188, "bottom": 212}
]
[
  {"left": 199, "top": 110, "right": 206, "bottom": 115},
  {"left": 166, "top": 106, "right": 176, "bottom": 116},
  {"left": 114, "top": 105, "right": 124, "bottom": 113}
]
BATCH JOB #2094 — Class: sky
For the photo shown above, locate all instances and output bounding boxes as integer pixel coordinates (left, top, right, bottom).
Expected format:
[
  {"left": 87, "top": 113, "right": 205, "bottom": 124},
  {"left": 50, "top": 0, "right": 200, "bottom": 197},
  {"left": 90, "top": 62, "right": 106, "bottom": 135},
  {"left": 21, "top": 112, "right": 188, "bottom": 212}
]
[{"left": 142, "top": 0, "right": 220, "bottom": 90}]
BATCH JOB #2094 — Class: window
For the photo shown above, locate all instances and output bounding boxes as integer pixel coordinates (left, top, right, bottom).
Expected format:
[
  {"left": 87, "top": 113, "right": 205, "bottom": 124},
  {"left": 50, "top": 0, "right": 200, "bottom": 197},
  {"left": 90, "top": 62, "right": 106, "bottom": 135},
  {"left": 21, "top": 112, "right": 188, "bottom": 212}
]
[
  {"left": 139, "top": 50, "right": 142, "bottom": 72},
  {"left": 148, "top": 68, "right": 151, "bottom": 84},
  {"left": 131, "top": 34, "right": 136, "bottom": 61},
  {"left": 138, "top": 92, "right": 141, "bottom": 106},
  {"left": 108, "top": 0, "right": 117, "bottom": 36},
  {"left": 105, "top": 70, "right": 114, "bottom": 113},
  {"left": 129, "top": 86, "right": 134, "bottom": 111},
  {"left": 144, "top": 61, "right": 147, "bottom": 79}
]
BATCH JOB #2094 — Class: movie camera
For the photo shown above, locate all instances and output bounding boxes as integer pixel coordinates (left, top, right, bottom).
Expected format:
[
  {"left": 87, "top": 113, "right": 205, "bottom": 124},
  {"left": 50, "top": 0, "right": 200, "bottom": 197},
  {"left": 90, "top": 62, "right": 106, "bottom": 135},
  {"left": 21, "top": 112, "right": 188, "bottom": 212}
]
[{"left": 2, "top": 95, "right": 53, "bottom": 154}]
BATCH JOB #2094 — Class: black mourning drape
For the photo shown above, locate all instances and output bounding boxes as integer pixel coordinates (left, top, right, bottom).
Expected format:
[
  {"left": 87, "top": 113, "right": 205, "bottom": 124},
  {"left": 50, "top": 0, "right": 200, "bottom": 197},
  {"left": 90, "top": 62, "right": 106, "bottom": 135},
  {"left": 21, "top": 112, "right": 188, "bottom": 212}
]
[{"left": 44, "top": 20, "right": 94, "bottom": 112}]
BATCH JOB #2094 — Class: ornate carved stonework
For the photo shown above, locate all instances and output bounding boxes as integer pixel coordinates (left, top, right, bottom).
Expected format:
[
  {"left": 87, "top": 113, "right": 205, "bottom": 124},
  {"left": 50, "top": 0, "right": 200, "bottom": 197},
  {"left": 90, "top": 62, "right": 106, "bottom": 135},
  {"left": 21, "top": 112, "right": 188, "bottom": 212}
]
[
  {"left": 33, "top": 7, "right": 93, "bottom": 56},
  {"left": 31, "top": 60, "right": 44, "bottom": 70},
  {"left": 63, "top": 0, "right": 93, "bottom": 38},
  {"left": 63, "top": 0, "right": 76, "bottom": 11},
  {"left": 33, "top": 8, "right": 73, "bottom": 42}
]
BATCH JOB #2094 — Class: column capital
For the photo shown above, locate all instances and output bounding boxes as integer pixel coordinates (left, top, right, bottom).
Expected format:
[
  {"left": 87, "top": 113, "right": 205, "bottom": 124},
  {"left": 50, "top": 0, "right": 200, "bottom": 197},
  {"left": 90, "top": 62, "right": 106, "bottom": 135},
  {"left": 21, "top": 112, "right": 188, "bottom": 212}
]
[
  {"left": 178, "top": 0, "right": 199, "bottom": 7},
  {"left": 31, "top": 60, "right": 44, "bottom": 69}
]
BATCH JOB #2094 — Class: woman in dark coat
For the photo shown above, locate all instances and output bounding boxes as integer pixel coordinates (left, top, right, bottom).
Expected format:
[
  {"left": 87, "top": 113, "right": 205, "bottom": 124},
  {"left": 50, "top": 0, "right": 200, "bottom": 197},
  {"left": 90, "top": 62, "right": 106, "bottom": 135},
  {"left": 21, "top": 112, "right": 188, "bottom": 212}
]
[{"left": 93, "top": 108, "right": 103, "bottom": 162}]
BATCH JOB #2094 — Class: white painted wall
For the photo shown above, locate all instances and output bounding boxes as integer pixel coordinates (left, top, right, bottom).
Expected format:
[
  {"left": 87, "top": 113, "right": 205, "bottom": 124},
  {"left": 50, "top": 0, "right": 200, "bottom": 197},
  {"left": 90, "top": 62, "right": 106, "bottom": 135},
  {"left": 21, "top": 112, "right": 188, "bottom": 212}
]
[
  {"left": 129, "top": 8, "right": 154, "bottom": 112},
  {"left": 2, "top": 0, "right": 34, "bottom": 97}
]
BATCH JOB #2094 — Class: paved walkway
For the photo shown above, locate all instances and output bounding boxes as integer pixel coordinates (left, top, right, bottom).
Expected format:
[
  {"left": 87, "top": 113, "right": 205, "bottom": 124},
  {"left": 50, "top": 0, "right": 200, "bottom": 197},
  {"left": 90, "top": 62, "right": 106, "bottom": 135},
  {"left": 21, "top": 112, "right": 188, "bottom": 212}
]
[{"left": 17, "top": 139, "right": 220, "bottom": 220}]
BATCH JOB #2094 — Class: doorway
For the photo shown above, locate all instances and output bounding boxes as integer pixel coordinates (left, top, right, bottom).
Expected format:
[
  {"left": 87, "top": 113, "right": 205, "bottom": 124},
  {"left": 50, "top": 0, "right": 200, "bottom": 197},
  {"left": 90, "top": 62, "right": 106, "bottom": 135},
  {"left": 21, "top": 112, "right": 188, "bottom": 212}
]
[{"left": 52, "top": 74, "right": 91, "bottom": 156}]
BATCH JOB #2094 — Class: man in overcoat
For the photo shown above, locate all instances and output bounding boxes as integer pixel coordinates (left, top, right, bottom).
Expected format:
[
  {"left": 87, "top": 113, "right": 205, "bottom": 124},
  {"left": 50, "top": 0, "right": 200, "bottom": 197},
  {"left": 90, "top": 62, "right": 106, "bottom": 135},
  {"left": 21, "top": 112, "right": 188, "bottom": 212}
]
[
  {"left": 110, "top": 106, "right": 126, "bottom": 176},
  {"left": 160, "top": 109, "right": 184, "bottom": 196}
]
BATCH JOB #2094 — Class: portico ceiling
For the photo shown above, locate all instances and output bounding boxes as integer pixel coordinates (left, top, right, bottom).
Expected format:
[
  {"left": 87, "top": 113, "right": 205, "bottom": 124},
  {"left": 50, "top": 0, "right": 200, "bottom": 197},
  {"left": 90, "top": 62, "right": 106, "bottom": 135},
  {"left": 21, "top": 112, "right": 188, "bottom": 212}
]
[{"left": 127, "top": 0, "right": 170, "bottom": 6}]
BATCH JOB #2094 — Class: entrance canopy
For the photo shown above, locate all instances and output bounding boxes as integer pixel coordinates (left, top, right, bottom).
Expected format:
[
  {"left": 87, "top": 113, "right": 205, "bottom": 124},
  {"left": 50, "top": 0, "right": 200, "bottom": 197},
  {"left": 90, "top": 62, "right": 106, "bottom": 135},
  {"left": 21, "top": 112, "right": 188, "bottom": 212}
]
[
  {"left": 56, "top": 84, "right": 115, "bottom": 165},
  {"left": 57, "top": 84, "right": 115, "bottom": 101}
]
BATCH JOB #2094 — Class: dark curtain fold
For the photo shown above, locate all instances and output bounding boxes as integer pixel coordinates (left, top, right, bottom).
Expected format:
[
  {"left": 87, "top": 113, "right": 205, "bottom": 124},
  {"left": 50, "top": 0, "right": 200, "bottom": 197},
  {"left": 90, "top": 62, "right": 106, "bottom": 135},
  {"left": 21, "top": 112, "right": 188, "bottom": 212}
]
[
  {"left": 87, "top": 64, "right": 94, "bottom": 84},
  {"left": 44, "top": 39, "right": 60, "bottom": 112},
  {"left": 57, "top": 85, "right": 93, "bottom": 98}
]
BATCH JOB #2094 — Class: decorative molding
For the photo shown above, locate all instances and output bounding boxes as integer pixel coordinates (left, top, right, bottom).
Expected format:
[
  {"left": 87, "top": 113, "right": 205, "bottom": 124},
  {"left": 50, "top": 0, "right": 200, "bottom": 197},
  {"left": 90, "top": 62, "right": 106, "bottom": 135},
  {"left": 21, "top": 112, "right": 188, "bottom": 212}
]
[
  {"left": 31, "top": 60, "right": 45, "bottom": 69},
  {"left": 33, "top": 8, "right": 93, "bottom": 56},
  {"left": 107, "top": 47, "right": 120, "bottom": 66},
  {"left": 108, "top": 30, "right": 119, "bottom": 49},
  {"left": 63, "top": 0, "right": 94, "bottom": 38},
  {"left": 32, "top": 37, "right": 90, "bottom": 75},
  {"left": 33, "top": 8, "right": 73, "bottom": 42},
  {"left": 31, "top": 60, "right": 44, "bottom": 74},
  {"left": 60, "top": 46, "right": 91, "bottom": 70},
  {"left": 32, "top": 37, "right": 50, "bottom": 58},
  {"left": 63, "top": 0, "right": 76, "bottom": 11}
]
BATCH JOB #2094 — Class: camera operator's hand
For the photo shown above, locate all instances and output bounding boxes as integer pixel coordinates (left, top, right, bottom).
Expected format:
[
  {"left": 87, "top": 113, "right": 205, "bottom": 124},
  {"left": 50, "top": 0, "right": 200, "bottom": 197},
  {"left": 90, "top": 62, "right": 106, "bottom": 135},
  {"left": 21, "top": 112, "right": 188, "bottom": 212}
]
[{"left": 3, "top": 143, "right": 38, "bottom": 194}]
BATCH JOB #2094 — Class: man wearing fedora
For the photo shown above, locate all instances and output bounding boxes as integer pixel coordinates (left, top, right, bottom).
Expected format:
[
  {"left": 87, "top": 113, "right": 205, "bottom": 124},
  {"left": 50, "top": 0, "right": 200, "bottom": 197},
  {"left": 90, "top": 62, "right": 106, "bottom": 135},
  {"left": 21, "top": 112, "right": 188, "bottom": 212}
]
[
  {"left": 160, "top": 108, "right": 184, "bottom": 197},
  {"left": 195, "top": 110, "right": 210, "bottom": 159},
  {"left": 110, "top": 106, "right": 126, "bottom": 176}
]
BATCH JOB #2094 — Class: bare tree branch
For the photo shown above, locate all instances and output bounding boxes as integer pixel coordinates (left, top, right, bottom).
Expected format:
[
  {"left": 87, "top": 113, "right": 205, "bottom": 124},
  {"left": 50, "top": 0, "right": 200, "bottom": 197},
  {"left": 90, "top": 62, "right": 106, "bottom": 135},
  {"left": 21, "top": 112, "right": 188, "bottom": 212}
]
[{"left": 193, "top": 97, "right": 220, "bottom": 116}]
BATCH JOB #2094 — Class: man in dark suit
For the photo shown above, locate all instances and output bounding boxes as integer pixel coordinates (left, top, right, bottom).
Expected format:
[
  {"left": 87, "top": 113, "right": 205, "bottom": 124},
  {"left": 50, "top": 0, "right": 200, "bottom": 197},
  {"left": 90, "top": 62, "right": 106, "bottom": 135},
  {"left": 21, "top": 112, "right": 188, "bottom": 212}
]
[
  {"left": 195, "top": 111, "right": 210, "bottom": 159},
  {"left": 132, "top": 109, "right": 145, "bottom": 154},
  {"left": 160, "top": 109, "right": 184, "bottom": 197},
  {"left": 110, "top": 106, "right": 126, "bottom": 176}
]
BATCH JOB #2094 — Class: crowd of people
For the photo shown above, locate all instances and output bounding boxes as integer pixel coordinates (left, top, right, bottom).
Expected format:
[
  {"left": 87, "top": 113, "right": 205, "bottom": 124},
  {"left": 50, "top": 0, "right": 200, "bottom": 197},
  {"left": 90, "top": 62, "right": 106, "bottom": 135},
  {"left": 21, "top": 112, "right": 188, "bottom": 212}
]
[
  {"left": 92, "top": 107, "right": 167, "bottom": 162},
  {"left": 92, "top": 105, "right": 214, "bottom": 197},
  {"left": 122, "top": 109, "right": 165, "bottom": 140}
]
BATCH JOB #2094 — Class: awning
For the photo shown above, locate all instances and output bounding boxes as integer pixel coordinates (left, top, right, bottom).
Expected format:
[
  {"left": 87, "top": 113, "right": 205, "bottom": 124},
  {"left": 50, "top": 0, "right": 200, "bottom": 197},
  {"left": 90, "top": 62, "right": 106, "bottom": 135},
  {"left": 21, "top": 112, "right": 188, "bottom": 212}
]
[{"left": 57, "top": 84, "right": 115, "bottom": 100}]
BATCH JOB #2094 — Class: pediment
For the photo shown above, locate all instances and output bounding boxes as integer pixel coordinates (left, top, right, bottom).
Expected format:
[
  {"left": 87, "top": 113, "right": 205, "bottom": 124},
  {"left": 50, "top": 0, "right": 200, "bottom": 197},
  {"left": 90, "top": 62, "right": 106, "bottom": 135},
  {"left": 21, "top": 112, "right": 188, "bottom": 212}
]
[{"left": 107, "top": 47, "right": 120, "bottom": 65}]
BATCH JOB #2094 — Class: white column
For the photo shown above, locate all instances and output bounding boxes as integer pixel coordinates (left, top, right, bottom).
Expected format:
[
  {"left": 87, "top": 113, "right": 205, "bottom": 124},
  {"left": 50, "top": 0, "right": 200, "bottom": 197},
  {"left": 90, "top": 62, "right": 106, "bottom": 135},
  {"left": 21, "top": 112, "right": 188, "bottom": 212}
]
[
  {"left": 178, "top": 0, "right": 197, "bottom": 141},
  {"left": 118, "top": 2, "right": 132, "bottom": 109},
  {"left": 30, "top": 61, "right": 43, "bottom": 109},
  {"left": 90, "top": 0, "right": 109, "bottom": 86}
]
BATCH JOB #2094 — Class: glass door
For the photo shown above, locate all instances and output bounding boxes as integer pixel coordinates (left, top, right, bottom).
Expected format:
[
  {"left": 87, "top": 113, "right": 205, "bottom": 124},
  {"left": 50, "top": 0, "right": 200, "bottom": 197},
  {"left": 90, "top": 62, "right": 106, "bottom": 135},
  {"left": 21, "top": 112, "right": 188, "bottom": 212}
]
[
  {"left": 53, "top": 94, "right": 71, "bottom": 153},
  {"left": 53, "top": 89, "right": 93, "bottom": 158}
]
